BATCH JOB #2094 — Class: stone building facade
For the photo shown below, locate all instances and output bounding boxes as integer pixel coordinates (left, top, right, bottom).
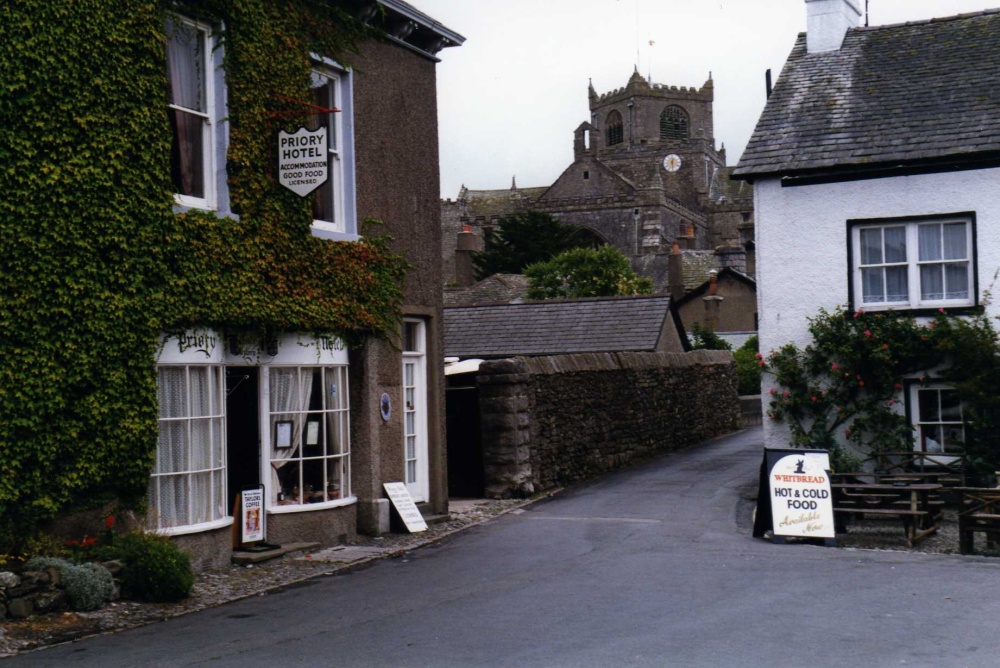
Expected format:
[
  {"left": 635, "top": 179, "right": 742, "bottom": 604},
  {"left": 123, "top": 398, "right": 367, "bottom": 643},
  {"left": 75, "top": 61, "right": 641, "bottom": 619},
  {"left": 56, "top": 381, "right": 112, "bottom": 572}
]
[{"left": 442, "top": 70, "right": 755, "bottom": 294}]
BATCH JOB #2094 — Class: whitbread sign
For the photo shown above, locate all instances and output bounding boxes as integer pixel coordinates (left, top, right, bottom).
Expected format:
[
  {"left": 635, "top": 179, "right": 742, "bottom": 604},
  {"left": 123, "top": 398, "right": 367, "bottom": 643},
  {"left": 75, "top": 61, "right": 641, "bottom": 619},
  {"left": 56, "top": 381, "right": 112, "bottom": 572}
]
[
  {"left": 753, "top": 448, "right": 836, "bottom": 545},
  {"left": 278, "top": 127, "right": 328, "bottom": 197}
]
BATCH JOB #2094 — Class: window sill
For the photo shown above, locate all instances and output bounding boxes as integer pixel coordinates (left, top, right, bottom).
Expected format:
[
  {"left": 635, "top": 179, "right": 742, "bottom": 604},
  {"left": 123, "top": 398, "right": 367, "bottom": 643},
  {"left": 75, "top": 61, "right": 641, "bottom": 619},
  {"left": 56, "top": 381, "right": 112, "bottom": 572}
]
[
  {"left": 310, "top": 225, "right": 360, "bottom": 242},
  {"left": 853, "top": 304, "right": 979, "bottom": 317},
  {"left": 267, "top": 495, "right": 357, "bottom": 514},
  {"left": 155, "top": 516, "right": 234, "bottom": 537}
]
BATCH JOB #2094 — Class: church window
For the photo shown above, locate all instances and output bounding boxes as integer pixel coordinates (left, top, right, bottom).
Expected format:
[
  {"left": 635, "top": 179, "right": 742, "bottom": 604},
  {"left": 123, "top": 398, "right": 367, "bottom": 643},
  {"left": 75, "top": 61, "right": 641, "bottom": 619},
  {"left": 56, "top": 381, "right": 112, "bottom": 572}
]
[
  {"left": 660, "top": 105, "right": 689, "bottom": 141},
  {"left": 606, "top": 110, "right": 624, "bottom": 146}
]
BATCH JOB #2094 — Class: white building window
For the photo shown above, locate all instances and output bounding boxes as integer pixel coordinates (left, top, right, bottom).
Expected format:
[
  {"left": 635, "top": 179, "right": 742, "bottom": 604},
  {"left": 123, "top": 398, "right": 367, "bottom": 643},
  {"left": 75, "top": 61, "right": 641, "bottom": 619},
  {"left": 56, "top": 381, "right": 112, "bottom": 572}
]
[
  {"left": 269, "top": 366, "right": 350, "bottom": 506},
  {"left": 150, "top": 365, "right": 227, "bottom": 531},
  {"left": 852, "top": 216, "right": 974, "bottom": 310},
  {"left": 909, "top": 384, "right": 965, "bottom": 456},
  {"left": 309, "top": 65, "right": 356, "bottom": 237},
  {"left": 166, "top": 17, "right": 215, "bottom": 209}
]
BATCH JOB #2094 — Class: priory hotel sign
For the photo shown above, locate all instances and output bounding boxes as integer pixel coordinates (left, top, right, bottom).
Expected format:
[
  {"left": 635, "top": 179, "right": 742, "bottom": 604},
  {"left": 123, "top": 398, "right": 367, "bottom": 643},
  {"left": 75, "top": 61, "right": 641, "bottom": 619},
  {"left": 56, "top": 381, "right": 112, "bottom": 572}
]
[{"left": 278, "top": 127, "right": 328, "bottom": 197}]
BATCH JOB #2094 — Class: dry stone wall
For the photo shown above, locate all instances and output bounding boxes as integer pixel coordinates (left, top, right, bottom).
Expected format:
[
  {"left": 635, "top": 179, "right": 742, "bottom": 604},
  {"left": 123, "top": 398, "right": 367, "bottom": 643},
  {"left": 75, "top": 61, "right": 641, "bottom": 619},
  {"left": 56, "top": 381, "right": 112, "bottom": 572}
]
[{"left": 478, "top": 350, "right": 740, "bottom": 498}]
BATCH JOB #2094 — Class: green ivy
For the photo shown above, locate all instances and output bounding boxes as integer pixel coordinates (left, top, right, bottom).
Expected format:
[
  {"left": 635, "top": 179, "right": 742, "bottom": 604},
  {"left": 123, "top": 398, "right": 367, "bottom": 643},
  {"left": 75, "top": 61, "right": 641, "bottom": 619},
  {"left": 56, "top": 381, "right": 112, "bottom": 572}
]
[{"left": 0, "top": 1, "right": 407, "bottom": 547}]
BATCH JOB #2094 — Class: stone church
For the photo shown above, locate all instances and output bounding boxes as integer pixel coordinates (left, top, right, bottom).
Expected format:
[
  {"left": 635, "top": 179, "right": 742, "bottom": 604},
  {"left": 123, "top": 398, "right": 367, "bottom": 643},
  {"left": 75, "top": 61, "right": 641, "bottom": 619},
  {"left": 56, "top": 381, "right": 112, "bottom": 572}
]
[{"left": 442, "top": 70, "right": 755, "bottom": 302}]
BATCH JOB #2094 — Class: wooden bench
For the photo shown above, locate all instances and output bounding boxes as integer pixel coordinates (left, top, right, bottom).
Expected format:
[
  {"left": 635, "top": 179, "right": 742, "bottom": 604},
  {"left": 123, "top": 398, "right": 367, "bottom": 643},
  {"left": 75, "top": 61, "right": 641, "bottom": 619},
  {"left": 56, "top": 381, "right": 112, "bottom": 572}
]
[
  {"left": 867, "top": 452, "right": 967, "bottom": 485},
  {"left": 955, "top": 488, "right": 1000, "bottom": 555},
  {"left": 833, "top": 483, "right": 941, "bottom": 547}
]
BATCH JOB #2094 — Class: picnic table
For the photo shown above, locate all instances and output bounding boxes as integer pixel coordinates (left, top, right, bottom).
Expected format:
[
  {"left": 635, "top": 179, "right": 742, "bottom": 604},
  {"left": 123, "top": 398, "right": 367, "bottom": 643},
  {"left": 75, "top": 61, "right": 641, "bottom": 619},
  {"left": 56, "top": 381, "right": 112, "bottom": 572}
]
[
  {"left": 832, "top": 482, "right": 942, "bottom": 547},
  {"left": 867, "top": 451, "right": 966, "bottom": 485},
  {"left": 954, "top": 487, "right": 1000, "bottom": 555}
]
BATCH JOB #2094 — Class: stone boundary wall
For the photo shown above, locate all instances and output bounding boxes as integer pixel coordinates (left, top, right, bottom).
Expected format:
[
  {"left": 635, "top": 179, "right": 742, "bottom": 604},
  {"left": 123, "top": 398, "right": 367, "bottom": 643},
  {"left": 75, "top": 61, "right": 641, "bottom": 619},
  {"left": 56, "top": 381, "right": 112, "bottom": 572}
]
[{"left": 477, "top": 350, "right": 740, "bottom": 498}]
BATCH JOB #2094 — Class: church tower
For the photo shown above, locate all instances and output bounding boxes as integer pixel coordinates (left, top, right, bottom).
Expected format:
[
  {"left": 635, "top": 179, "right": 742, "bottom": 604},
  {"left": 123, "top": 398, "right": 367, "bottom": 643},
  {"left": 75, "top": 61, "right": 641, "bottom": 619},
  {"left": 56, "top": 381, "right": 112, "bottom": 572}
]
[{"left": 589, "top": 69, "right": 725, "bottom": 216}]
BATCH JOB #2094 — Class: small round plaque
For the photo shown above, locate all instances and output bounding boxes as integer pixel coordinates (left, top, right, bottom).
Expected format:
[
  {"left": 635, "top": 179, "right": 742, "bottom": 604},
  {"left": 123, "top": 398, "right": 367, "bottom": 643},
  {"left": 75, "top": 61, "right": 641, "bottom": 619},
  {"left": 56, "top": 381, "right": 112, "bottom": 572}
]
[{"left": 380, "top": 392, "right": 392, "bottom": 421}]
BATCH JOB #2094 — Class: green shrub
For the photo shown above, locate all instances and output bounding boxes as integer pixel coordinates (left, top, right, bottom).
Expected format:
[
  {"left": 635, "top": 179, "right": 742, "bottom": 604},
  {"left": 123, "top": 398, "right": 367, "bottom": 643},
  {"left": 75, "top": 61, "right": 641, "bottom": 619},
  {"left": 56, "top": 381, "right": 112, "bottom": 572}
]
[
  {"left": 689, "top": 323, "right": 732, "bottom": 351},
  {"left": 733, "top": 335, "right": 761, "bottom": 396},
  {"left": 113, "top": 533, "right": 194, "bottom": 603},
  {"left": 24, "top": 556, "right": 114, "bottom": 611}
]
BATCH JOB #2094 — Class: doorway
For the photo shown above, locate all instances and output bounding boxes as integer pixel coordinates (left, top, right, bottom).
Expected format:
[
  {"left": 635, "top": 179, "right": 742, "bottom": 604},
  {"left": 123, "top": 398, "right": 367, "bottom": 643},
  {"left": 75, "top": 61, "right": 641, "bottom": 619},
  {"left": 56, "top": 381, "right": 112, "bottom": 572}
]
[{"left": 226, "top": 367, "right": 260, "bottom": 514}]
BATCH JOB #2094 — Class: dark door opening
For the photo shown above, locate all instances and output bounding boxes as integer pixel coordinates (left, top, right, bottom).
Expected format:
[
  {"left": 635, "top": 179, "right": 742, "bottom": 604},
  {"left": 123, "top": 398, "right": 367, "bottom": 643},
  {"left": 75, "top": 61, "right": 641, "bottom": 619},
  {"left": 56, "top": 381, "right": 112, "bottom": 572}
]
[
  {"left": 226, "top": 367, "right": 260, "bottom": 515},
  {"left": 446, "top": 380, "right": 484, "bottom": 498}
]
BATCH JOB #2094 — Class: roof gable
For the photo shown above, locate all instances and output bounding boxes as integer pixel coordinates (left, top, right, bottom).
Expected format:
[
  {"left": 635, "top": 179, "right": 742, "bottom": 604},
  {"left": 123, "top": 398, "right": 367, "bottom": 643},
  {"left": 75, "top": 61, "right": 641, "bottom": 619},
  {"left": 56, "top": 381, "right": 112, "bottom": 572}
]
[
  {"left": 539, "top": 158, "right": 636, "bottom": 201},
  {"left": 444, "top": 295, "right": 677, "bottom": 358},
  {"left": 734, "top": 10, "right": 1000, "bottom": 179}
]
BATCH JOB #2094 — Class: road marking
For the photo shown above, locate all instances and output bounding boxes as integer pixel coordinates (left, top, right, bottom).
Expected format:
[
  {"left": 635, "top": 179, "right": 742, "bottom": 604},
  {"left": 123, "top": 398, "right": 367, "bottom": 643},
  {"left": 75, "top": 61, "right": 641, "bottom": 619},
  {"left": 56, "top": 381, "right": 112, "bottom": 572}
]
[{"left": 520, "top": 516, "right": 662, "bottom": 524}]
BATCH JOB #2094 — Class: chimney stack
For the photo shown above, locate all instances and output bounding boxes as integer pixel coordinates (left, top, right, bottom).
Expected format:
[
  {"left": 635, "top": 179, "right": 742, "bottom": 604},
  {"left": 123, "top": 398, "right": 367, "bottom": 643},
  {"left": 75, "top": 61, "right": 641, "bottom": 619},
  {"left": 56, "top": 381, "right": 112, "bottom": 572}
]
[
  {"left": 806, "top": 0, "right": 861, "bottom": 54},
  {"left": 454, "top": 225, "right": 484, "bottom": 287}
]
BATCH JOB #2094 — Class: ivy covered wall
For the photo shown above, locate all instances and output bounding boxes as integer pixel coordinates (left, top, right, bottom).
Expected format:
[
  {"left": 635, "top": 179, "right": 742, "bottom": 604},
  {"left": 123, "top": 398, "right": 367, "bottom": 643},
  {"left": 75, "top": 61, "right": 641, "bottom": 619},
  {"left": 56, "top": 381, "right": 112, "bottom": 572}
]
[{"left": 0, "top": 0, "right": 408, "bottom": 541}]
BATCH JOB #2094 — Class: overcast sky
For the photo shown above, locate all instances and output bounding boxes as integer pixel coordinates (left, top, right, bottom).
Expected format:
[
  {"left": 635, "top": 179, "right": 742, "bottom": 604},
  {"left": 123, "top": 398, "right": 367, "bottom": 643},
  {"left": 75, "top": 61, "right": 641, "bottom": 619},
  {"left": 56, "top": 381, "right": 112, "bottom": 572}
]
[{"left": 415, "top": 0, "right": 997, "bottom": 198}]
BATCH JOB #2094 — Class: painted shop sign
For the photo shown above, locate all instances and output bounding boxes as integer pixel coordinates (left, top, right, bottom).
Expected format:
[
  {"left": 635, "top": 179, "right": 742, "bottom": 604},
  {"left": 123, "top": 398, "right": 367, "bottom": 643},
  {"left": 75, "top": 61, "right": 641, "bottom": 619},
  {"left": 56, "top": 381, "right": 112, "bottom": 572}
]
[
  {"left": 240, "top": 487, "right": 265, "bottom": 545},
  {"left": 383, "top": 482, "right": 427, "bottom": 533},
  {"left": 753, "top": 448, "right": 836, "bottom": 545},
  {"left": 278, "top": 127, "right": 328, "bottom": 197},
  {"left": 157, "top": 329, "right": 223, "bottom": 364}
]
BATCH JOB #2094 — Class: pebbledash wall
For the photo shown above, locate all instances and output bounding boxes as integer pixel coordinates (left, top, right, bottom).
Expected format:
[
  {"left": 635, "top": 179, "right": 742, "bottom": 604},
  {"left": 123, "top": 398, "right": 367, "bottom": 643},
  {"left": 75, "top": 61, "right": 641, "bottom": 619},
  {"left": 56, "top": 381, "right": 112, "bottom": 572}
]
[
  {"left": 476, "top": 351, "right": 740, "bottom": 497},
  {"left": 753, "top": 168, "right": 1000, "bottom": 449}
]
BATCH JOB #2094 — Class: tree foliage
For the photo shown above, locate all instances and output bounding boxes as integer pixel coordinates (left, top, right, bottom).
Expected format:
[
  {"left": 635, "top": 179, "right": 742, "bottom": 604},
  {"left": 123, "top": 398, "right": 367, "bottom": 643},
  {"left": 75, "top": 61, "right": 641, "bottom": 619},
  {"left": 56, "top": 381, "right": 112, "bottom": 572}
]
[
  {"left": 732, "top": 335, "right": 761, "bottom": 396},
  {"left": 472, "top": 211, "right": 594, "bottom": 279},
  {"left": 689, "top": 323, "right": 733, "bottom": 351},
  {"left": 524, "top": 246, "right": 654, "bottom": 300}
]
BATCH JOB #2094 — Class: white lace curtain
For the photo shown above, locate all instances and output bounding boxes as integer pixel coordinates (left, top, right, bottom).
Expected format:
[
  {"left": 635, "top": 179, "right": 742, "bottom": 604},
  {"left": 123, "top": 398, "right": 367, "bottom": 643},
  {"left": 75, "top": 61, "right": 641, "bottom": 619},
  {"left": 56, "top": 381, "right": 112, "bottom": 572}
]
[
  {"left": 166, "top": 18, "right": 205, "bottom": 197},
  {"left": 269, "top": 368, "right": 314, "bottom": 503}
]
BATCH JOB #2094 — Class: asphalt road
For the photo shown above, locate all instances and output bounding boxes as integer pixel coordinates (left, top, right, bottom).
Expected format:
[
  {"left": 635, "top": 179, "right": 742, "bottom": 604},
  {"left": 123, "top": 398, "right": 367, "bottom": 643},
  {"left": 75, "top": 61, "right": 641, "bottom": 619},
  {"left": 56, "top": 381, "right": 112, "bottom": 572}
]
[{"left": 10, "top": 426, "right": 1000, "bottom": 667}]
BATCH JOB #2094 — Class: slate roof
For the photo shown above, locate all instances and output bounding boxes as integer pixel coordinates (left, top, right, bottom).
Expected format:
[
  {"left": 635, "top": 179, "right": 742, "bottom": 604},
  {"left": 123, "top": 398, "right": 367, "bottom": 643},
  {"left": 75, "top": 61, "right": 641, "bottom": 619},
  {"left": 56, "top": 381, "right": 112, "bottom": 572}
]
[
  {"left": 443, "top": 273, "right": 530, "bottom": 306},
  {"left": 443, "top": 295, "right": 674, "bottom": 358},
  {"left": 734, "top": 10, "right": 1000, "bottom": 178}
]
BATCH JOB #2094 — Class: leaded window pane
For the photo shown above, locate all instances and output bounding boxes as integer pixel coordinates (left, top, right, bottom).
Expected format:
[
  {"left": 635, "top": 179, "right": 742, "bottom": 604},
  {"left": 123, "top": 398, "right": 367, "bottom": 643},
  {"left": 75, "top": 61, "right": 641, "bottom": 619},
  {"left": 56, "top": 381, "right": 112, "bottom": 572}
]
[
  {"left": 940, "top": 390, "right": 962, "bottom": 421},
  {"left": 885, "top": 267, "right": 908, "bottom": 302},
  {"left": 920, "top": 265, "right": 945, "bottom": 300},
  {"left": 918, "top": 224, "right": 942, "bottom": 262},
  {"left": 862, "top": 267, "right": 884, "bottom": 303},
  {"left": 166, "top": 20, "right": 206, "bottom": 112},
  {"left": 860, "top": 228, "right": 882, "bottom": 265},
  {"left": 943, "top": 223, "right": 967, "bottom": 260},
  {"left": 169, "top": 110, "right": 206, "bottom": 198},
  {"left": 945, "top": 263, "right": 969, "bottom": 300},
  {"left": 883, "top": 227, "right": 906, "bottom": 263},
  {"left": 918, "top": 389, "right": 940, "bottom": 422}
]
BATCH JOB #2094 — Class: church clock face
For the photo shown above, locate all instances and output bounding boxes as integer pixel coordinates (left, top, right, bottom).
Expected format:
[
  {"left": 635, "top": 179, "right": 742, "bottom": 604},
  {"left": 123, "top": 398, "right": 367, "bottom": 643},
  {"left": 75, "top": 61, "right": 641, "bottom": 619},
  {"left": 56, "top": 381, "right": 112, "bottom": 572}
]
[{"left": 663, "top": 154, "right": 682, "bottom": 172}]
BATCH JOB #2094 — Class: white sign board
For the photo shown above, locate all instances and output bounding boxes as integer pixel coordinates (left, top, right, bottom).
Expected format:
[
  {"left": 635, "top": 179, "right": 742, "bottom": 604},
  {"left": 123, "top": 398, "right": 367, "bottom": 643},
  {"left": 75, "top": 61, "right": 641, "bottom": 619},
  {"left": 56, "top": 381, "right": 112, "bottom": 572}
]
[
  {"left": 383, "top": 482, "right": 428, "bottom": 533},
  {"left": 241, "top": 488, "right": 265, "bottom": 544},
  {"left": 278, "top": 126, "right": 328, "bottom": 197},
  {"left": 768, "top": 453, "right": 835, "bottom": 539}
]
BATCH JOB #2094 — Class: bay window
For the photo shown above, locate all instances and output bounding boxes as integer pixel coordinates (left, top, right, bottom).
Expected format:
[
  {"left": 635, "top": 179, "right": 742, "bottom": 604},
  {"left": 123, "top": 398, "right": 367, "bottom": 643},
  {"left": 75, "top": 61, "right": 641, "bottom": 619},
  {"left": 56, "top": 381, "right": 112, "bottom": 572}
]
[
  {"left": 150, "top": 364, "right": 227, "bottom": 531},
  {"left": 269, "top": 366, "right": 351, "bottom": 507}
]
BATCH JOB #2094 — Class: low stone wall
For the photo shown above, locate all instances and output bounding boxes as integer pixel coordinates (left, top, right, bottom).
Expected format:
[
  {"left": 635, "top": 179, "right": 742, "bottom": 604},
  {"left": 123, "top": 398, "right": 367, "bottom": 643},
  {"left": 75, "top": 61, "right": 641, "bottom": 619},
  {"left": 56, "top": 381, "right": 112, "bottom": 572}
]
[
  {"left": 477, "top": 350, "right": 740, "bottom": 498},
  {"left": 0, "top": 562, "right": 121, "bottom": 620}
]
